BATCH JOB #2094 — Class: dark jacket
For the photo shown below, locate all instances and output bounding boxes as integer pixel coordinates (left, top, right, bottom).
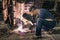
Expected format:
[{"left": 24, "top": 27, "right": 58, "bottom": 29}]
[{"left": 37, "top": 8, "right": 55, "bottom": 20}]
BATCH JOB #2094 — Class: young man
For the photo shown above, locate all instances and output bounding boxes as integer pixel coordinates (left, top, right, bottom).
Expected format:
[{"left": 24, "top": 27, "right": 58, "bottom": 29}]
[{"left": 29, "top": 6, "right": 56, "bottom": 38}]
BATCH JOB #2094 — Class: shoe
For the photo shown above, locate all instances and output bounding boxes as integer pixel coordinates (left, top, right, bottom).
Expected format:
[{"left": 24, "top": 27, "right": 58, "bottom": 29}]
[
  {"left": 42, "top": 31, "right": 51, "bottom": 37},
  {"left": 48, "top": 29, "right": 55, "bottom": 34}
]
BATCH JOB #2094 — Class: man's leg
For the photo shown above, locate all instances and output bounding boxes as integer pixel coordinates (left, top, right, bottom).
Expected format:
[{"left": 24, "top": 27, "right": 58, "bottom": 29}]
[
  {"left": 42, "top": 20, "right": 56, "bottom": 31},
  {"left": 48, "top": 21, "right": 56, "bottom": 30},
  {"left": 36, "top": 18, "right": 42, "bottom": 36},
  {"left": 42, "top": 20, "right": 51, "bottom": 31}
]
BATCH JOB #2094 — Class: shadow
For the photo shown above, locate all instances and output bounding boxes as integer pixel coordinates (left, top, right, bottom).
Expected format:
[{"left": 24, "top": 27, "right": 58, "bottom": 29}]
[{"left": 52, "top": 29, "right": 60, "bottom": 34}]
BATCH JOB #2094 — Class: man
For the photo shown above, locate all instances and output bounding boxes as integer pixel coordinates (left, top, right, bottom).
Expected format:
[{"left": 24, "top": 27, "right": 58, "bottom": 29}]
[{"left": 29, "top": 6, "right": 56, "bottom": 38}]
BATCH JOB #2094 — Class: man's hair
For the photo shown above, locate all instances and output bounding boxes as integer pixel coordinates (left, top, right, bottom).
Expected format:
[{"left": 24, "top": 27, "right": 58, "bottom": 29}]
[{"left": 29, "top": 6, "right": 37, "bottom": 12}]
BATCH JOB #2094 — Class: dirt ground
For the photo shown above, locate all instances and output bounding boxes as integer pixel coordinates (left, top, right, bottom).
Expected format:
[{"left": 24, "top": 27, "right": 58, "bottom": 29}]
[{"left": 0, "top": 22, "right": 60, "bottom": 40}]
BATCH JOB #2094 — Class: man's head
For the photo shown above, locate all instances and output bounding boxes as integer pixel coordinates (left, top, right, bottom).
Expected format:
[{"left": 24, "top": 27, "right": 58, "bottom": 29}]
[{"left": 29, "top": 6, "right": 38, "bottom": 15}]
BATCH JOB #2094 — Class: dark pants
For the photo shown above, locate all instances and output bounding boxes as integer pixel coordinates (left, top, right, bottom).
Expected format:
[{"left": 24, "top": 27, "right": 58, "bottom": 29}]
[{"left": 36, "top": 18, "right": 56, "bottom": 36}]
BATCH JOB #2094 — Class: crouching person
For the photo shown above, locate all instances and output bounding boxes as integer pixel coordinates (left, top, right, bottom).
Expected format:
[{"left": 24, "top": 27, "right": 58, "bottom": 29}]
[{"left": 29, "top": 6, "right": 56, "bottom": 38}]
